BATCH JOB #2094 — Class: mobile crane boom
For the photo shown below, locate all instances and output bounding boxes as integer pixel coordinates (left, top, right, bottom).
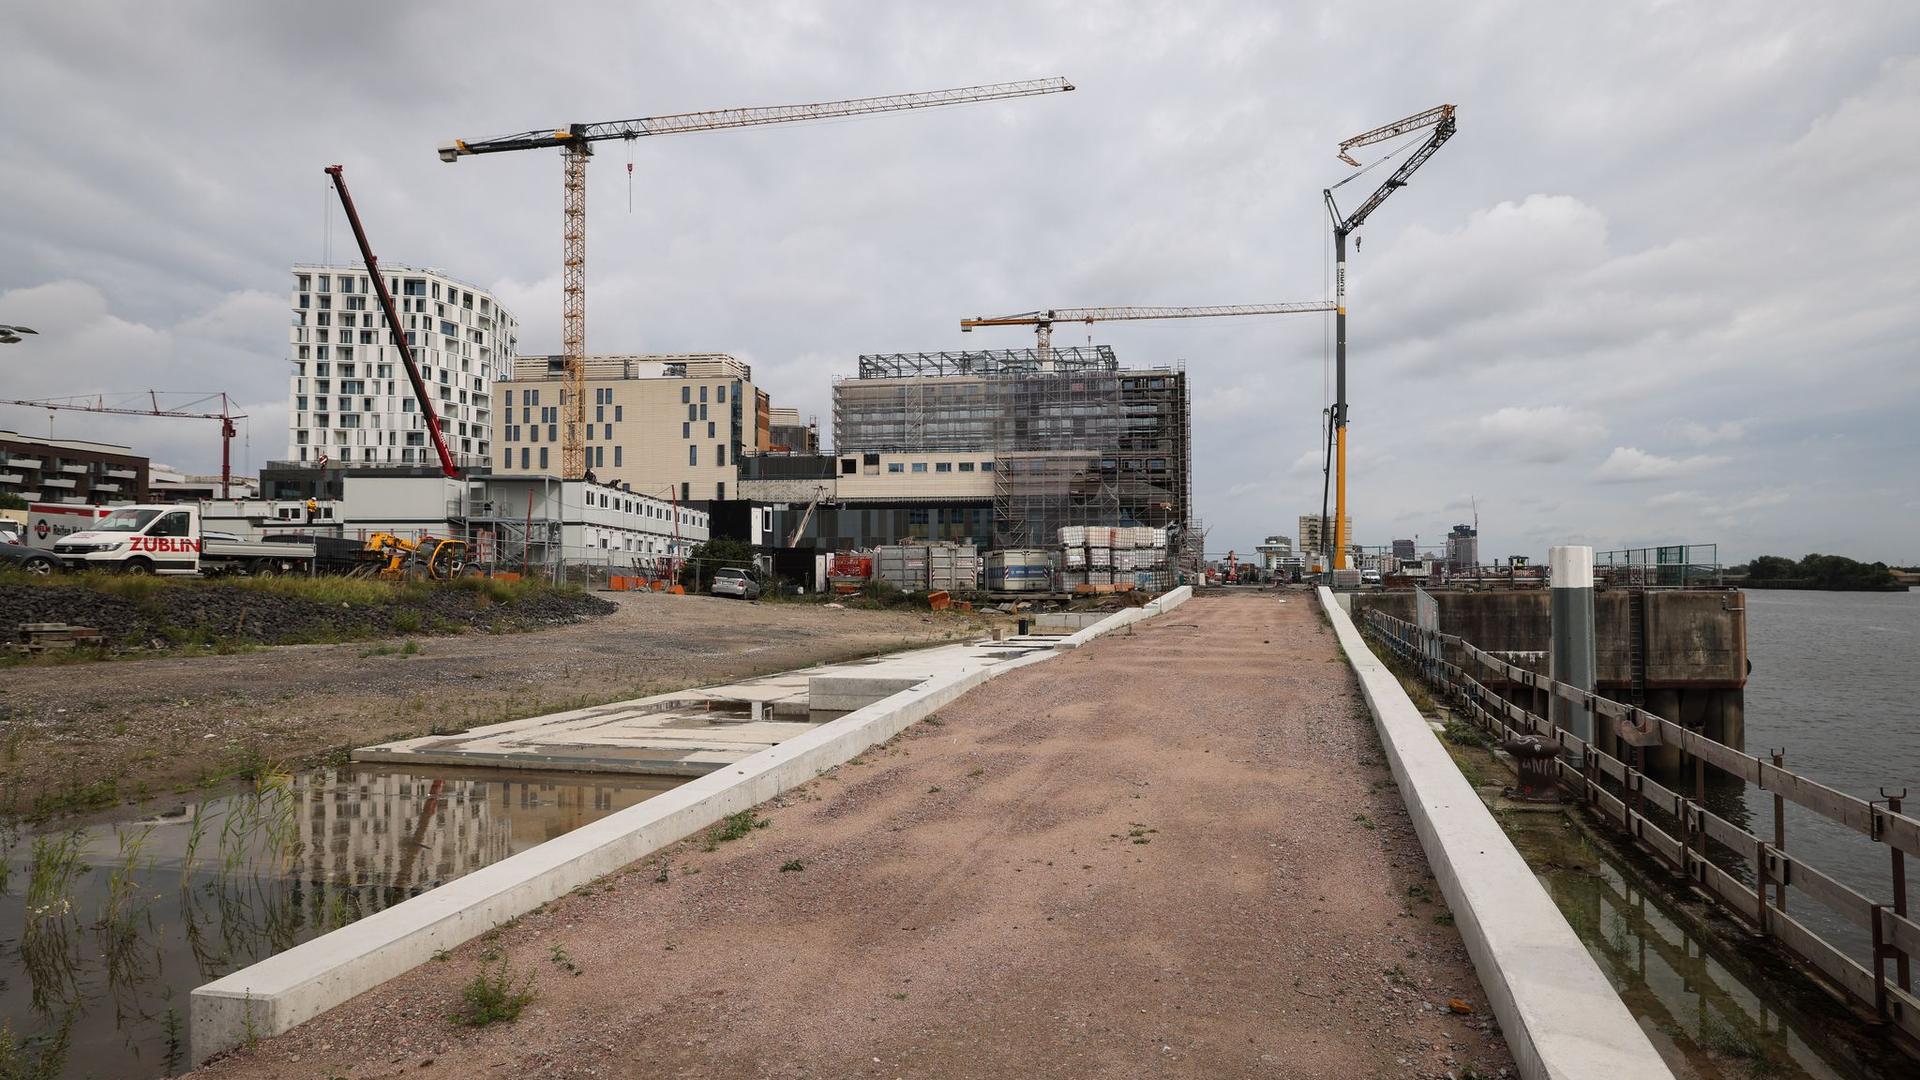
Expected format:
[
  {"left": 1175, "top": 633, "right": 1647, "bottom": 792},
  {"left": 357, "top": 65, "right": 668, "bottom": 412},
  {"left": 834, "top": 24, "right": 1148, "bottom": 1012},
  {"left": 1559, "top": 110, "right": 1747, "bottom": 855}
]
[{"left": 1321, "top": 105, "right": 1457, "bottom": 571}]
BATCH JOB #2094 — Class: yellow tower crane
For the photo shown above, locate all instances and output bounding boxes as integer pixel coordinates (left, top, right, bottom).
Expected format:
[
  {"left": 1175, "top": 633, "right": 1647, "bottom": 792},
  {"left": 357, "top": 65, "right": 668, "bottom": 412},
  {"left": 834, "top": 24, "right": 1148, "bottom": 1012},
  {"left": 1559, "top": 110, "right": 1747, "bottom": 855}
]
[
  {"left": 441, "top": 78, "right": 1075, "bottom": 479},
  {"left": 960, "top": 302, "right": 1335, "bottom": 362}
]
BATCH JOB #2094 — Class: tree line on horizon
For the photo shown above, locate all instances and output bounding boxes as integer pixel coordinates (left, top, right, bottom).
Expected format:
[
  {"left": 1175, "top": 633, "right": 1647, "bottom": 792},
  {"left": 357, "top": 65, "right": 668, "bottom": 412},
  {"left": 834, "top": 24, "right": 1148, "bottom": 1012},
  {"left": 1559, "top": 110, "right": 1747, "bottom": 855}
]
[{"left": 1732, "top": 553, "right": 1907, "bottom": 590}]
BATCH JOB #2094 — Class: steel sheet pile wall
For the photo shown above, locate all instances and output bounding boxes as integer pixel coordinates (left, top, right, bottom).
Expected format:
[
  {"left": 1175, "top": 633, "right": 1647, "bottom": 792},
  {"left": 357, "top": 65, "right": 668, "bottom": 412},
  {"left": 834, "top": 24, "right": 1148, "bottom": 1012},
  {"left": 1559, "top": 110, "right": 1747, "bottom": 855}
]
[{"left": 1365, "top": 607, "right": 1920, "bottom": 1045}]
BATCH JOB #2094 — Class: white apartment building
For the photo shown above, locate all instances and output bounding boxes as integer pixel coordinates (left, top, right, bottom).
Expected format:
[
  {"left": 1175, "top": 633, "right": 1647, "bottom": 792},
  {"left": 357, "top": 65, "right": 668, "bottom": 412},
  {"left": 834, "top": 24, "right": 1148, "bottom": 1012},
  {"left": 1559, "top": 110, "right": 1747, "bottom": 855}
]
[
  {"left": 492, "top": 354, "right": 765, "bottom": 504},
  {"left": 285, "top": 264, "right": 518, "bottom": 470}
]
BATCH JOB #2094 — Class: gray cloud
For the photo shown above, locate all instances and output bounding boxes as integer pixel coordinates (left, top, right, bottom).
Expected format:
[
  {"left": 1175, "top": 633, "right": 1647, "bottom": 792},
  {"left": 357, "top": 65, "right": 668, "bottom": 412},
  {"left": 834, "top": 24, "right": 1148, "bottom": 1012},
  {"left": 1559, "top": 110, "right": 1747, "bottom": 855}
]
[{"left": 2, "top": 0, "right": 1917, "bottom": 563}]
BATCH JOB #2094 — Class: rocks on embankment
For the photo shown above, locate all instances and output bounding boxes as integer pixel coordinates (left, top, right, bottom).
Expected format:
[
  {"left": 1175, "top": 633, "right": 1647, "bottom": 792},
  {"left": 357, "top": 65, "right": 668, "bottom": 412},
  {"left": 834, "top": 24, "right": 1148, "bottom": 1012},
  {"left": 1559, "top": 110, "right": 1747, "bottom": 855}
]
[{"left": 0, "top": 579, "right": 615, "bottom": 650}]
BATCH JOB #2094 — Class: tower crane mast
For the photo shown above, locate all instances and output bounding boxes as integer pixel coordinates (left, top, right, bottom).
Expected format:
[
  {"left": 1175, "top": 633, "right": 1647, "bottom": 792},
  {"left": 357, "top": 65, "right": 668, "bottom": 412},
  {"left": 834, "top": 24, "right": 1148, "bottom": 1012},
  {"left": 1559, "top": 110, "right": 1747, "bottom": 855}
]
[
  {"left": 1323, "top": 104, "right": 1457, "bottom": 572},
  {"left": 442, "top": 77, "right": 1075, "bottom": 480}
]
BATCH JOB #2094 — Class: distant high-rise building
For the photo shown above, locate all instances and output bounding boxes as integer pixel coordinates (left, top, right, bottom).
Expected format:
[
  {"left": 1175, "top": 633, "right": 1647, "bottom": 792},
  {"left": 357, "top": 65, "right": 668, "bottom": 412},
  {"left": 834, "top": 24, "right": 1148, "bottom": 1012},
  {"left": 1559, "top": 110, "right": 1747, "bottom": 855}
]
[
  {"left": 766, "top": 406, "right": 819, "bottom": 454},
  {"left": 1392, "top": 538, "right": 1416, "bottom": 560},
  {"left": 1255, "top": 534, "right": 1297, "bottom": 571},
  {"left": 286, "top": 264, "right": 517, "bottom": 470},
  {"left": 1446, "top": 523, "right": 1479, "bottom": 571},
  {"left": 1298, "top": 513, "right": 1352, "bottom": 557}
]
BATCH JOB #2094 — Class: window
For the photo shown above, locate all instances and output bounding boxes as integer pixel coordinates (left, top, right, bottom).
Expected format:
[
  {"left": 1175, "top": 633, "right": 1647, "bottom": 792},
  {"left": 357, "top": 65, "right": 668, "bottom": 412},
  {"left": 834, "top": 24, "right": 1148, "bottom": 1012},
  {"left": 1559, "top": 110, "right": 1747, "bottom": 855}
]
[
  {"left": 699, "top": 404, "right": 708, "bottom": 421},
  {"left": 614, "top": 446, "right": 622, "bottom": 467},
  {"left": 716, "top": 445, "right": 725, "bottom": 467},
  {"left": 548, "top": 425, "right": 557, "bottom": 442},
  {"left": 959, "top": 462, "right": 975, "bottom": 472},
  {"left": 840, "top": 458, "right": 857, "bottom": 475},
  {"left": 706, "top": 422, "right": 715, "bottom": 439},
  {"left": 688, "top": 445, "right": 698, "bottom": 466},
  {"left": 687, "top": 404, "right": 697, "bottom": 421},
  {"left": 613, "top": 405, "right": 622, "bottom": 422},
  {"left": 980, "top": 461, "right": 995, "bottom": 472},
  {"left": 887, "top": 462, "right": 905, "bottom": 473},
  {"left": 911, "top": 462, "right": 928, "bottom": 473},
  {"left": 150, "top": 511, "right": 192, "bottom": 538},
  {"left": 682, "top": 422, "right": 691, "bottom": 438},
  {"left": 504, "top": 389, "right": 514, "bottom": 407},
  {"left": 539, "top": 447, "right": 549, "bottom": 470},
  {"left": 717, "top": 385, "right": 727, "bottom": 403},
  {"left": 595, "top": 446, "right": 605, "bottom": 468},
  {"left": 699, "top": 386, "right": 708, "bottom": 403},
  {"left": 681, "top": 386, "right": 690, "bottom": 404},
  {"left": 520, "top": 447, "right": 529, "bottom": 469},
  {"left": 935, "top": 462, "right": 952, "bottom": 473},
  {"left": 529, "top": 425, "right": 538, "bottom": 442}
]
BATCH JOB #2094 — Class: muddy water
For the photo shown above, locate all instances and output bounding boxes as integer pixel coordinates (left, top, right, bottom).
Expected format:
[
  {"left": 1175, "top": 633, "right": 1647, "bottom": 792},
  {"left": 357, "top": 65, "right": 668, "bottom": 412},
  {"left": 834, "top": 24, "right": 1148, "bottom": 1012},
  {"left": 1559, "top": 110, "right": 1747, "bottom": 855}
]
[
  {"left": 1510, "top": 811, "right": 1909, "bottom": 1080},
  {"left": 0, "top": 764, "right": 679, "bottom": 1079}
]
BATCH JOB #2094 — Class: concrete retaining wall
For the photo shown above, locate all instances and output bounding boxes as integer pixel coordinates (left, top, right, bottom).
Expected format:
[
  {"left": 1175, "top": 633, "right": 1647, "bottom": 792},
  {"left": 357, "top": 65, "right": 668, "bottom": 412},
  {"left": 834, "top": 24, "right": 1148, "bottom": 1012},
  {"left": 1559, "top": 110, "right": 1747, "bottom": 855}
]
[
  {"left": 191, "top": 593, "right": 1184, "bottom": 1065},
  {"left": 1317, "top": 586, "right": 1672, "bottom": 1080},
  {"left": 1056, "top": 585, "right": 1191, "bottom": 648}
]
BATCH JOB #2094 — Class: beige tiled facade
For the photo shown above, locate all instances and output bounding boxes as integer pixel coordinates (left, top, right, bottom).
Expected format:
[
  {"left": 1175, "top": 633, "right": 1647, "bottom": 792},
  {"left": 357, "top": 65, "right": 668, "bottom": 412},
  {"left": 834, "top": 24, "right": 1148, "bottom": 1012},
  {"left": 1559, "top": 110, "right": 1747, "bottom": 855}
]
[{"left": 492, "top": 355, "right": 762, "bottom": 503}]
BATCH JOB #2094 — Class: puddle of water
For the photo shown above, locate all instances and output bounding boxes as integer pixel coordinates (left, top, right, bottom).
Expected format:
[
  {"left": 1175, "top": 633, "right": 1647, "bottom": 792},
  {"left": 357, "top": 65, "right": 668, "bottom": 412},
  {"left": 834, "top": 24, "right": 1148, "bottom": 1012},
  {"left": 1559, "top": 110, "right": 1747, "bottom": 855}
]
[
  {"left": 1510, "top": 812, "right": 1907, "bottom": 1080},
  {"left": 0, "top": 764, "right": 679, "bottom": 1079}
]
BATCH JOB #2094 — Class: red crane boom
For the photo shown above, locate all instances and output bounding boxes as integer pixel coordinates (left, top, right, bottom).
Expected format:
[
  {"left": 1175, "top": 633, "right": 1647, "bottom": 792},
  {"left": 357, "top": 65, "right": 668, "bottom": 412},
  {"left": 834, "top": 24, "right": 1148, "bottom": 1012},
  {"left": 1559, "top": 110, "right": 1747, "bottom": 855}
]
[{"left": 324, "top": 165, "right": 461, "bottom": 479}]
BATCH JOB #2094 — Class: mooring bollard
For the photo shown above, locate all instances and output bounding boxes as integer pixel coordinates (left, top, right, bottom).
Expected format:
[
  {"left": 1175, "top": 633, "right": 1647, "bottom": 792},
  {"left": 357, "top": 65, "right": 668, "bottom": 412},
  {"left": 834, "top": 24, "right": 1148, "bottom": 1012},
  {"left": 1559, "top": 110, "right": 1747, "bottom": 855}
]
[{"left": 1549, "top": 545, "right": 1595, "bottom": 764}]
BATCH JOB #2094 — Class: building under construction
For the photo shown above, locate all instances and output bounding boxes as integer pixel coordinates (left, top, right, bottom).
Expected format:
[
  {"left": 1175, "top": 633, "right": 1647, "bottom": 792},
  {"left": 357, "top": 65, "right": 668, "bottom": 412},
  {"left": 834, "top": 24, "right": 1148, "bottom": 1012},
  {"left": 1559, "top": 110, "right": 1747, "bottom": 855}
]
[{"left": 832, "top": 347, "right": 1190, "bottom": 547}]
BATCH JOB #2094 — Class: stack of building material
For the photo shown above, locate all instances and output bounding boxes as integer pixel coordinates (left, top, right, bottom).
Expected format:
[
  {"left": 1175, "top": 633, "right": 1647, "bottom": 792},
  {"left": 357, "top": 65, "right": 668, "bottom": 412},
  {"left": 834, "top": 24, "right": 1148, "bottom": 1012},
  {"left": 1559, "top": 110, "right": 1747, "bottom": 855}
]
[{"left": 1056, "top": 526, "right": 1172, "bottom": 593}]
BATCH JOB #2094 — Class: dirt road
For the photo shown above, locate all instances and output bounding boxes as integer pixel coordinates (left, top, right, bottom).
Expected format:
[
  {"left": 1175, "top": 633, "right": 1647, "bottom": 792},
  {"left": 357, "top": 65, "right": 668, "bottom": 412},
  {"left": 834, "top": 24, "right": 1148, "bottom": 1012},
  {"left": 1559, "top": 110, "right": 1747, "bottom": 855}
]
[
  {"left": 194, "top": 592, "right": 1511, "bottom": 1079},
  {"left": 0, "top": 593, "right": 986, "bottom": 816}
]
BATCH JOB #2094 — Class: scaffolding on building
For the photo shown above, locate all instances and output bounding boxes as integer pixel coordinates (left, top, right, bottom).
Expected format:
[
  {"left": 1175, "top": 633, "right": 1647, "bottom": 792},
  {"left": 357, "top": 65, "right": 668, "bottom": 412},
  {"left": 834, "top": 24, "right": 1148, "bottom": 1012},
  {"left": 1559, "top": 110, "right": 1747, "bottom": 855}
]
[{"left": 837, "top": 347, "right": 1191, "bottom": 549}]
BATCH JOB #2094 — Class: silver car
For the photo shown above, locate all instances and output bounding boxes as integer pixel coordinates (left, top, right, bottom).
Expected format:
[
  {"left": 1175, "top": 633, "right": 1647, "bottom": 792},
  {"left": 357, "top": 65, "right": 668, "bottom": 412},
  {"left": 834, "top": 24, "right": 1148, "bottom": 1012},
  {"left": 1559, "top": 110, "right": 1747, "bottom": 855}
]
[{"left": 710, "top": 566, "right": 761, "bottom": 600}]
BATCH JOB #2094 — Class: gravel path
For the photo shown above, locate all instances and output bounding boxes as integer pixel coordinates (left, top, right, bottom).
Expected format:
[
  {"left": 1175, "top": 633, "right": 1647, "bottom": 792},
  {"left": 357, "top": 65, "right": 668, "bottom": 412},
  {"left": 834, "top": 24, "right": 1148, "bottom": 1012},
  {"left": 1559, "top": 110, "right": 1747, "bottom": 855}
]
[
  {"left": 0, "top": 593, "right": 984, "bottom": 816},
  {"left": 192, "top": 591, "right": 1512, "bottom": 1079}
]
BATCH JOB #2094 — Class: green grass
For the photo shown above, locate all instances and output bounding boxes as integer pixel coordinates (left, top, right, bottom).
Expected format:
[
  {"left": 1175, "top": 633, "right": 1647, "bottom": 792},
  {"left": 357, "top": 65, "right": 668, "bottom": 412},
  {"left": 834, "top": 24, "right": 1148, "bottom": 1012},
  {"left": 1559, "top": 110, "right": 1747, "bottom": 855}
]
[{"left": 702, "top": 810, "right": 769, "bottom": 851}]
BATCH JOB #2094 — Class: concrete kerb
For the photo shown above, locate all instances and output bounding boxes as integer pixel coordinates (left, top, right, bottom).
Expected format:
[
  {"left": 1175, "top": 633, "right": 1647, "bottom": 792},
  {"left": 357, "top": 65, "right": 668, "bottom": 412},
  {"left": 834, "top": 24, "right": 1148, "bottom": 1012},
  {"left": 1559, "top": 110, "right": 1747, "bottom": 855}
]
[
  {"left": 190, "top": 590, "right": 1180, "bottom": 1065},
  {"left": 1056, "top": 585, "right": 1191, "bottom": 648},
  {"left": 1316, "top": 587, "right": 1671, "bottom": 1080}
]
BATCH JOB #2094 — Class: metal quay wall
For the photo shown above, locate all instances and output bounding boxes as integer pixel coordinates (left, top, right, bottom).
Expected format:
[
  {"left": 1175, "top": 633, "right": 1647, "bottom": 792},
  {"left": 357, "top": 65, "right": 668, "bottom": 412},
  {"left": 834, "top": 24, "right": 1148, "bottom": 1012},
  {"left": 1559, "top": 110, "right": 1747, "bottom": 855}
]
[{"left": 1363, "top": 606, "right": 1920, "bottom": 1045}]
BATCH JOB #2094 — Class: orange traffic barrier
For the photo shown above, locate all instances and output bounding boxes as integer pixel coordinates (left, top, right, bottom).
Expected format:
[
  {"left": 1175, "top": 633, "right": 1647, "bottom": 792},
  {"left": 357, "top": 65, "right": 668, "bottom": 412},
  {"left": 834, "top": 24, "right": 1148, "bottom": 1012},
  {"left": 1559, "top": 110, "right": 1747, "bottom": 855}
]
[
  {"left": 651, "top": 580, "right": 666, "bottom": 591},
  {"left": 668, "top": 584, "right": 686, "bottom": 595}
]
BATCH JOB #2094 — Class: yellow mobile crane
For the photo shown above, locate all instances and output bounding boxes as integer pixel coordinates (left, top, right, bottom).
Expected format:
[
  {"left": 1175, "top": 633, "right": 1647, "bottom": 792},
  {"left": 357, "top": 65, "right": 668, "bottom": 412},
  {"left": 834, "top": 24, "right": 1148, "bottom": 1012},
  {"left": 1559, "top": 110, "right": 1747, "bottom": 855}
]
[
  {"left": 441, "top": 78, "right": 1074, "bottom": 480},
  {"left": 1323, "top": 105, "right": 1457, "bottom": 571}
]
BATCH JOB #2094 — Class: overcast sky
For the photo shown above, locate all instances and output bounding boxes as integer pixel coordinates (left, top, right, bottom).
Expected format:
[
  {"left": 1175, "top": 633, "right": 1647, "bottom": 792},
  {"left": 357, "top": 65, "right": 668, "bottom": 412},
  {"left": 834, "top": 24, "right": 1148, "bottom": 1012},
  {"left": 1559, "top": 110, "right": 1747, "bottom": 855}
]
[{"left": 3, "top": 1, "right": 1916, "bottom": 563}]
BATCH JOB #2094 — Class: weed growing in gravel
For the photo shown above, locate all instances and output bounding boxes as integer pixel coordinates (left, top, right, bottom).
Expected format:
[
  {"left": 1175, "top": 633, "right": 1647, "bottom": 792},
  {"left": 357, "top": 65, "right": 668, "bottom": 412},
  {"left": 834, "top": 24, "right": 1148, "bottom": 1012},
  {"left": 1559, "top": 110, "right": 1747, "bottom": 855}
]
[
  {"left": 1433, "top": 913, "right": 1455, "bottom": 926},
  {"left": 966, "top": 767, "right": 985, "bottom": 778},
  {"left": 702, "top": 810, "right": 768, "bottom": 851},
  {"left": 1351, "top": 813, "right": 1376, "bottom": 831},
  {"left": 780, "top": 859, "right": 805, "bottom": 872},
  {"left": 1442, "top": 717, "right": 1489, "bottom": 748},
  {"left": 451, "top": 955, "right": 537, "bottom": 1027},
  {"left": 547, "top": 945, "right": 581, "bottom": 976}
]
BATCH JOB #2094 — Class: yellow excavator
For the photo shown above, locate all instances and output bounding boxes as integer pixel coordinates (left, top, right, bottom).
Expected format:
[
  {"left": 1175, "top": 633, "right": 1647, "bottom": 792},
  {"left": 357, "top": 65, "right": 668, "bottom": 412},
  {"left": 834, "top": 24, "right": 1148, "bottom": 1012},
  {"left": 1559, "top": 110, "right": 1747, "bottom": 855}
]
[{"left": 358, "top": 532, "right": 470, "bottom": 581}]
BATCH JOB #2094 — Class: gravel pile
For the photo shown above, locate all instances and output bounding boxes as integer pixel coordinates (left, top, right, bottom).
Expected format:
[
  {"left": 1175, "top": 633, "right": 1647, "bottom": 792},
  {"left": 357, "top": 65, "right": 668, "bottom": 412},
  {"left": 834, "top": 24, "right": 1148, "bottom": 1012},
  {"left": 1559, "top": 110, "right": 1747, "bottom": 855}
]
[{"left": 0, "top": 583, "right": 614, "bottom": 648}]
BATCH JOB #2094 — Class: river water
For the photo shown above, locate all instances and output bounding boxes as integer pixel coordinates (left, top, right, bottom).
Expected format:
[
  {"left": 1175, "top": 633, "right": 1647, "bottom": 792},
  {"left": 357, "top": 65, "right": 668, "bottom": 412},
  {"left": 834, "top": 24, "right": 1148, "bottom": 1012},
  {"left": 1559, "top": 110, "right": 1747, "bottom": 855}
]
[
  {"left": 0, "top": 765, "right": 678, "bottom": 1079},
  {"left": 1736, "top": 589, "right": 1920, "bottom": 964}
]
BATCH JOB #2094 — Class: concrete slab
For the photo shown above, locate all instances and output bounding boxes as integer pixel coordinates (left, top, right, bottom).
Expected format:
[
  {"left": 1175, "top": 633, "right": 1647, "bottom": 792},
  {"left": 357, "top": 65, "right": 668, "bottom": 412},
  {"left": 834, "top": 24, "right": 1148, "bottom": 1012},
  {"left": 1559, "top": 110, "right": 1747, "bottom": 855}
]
[{"left": 196, "top": 591, "right": 1189, "bottom": 1065}]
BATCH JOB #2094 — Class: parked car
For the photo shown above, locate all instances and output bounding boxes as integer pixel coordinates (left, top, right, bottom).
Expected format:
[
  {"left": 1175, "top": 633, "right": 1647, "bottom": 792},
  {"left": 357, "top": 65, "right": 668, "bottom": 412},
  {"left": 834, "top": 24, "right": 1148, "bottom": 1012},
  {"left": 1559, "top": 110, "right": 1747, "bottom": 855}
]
[
  {"left": 0, "top": 539, "right": 63, "bottom": 575},
  {"left": 710, "top": 566, "right": 761, "bottom": 600}
]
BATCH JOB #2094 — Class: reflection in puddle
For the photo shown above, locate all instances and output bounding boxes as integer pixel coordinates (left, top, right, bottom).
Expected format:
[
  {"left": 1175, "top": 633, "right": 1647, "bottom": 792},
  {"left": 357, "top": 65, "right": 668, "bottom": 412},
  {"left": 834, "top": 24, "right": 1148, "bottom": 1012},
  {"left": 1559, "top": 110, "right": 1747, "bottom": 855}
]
[
  {"left": 1519, "top": 816, "right": 1905, "bottom": 1080},
  {"left": 0, "top": 765, "right": 678, "bottom": 1079}
]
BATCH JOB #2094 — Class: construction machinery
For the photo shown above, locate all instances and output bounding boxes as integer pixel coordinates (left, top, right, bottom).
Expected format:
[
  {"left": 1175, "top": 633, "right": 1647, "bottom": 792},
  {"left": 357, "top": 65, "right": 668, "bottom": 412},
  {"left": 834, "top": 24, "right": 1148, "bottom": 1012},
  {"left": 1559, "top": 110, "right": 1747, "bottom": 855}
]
[
  {"left": 441, "top": 77, "right": 1074, "bottom": 480},
  {"left": 960, "top": 302, "right": 1335, "bottom": 364},
  {"left": 1322, "top": 104, "right": 1457, "bottom": 571},
  {"left": 359, "top": 532, "right": 470, "bottom": 581},
  {"left": 0, "top": 392, "right": 244, "bottom": 496},
  {"left": 325, "top": 165, "right": 461, "bottom": 479}
]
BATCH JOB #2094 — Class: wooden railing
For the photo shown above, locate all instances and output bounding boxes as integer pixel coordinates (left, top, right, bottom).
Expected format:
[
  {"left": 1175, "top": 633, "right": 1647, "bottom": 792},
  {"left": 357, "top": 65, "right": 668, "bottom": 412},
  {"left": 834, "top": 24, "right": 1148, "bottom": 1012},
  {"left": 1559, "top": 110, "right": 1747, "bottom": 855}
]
[{"left": 1363, "top": 607, "right": 1918, "bottom": 1042}]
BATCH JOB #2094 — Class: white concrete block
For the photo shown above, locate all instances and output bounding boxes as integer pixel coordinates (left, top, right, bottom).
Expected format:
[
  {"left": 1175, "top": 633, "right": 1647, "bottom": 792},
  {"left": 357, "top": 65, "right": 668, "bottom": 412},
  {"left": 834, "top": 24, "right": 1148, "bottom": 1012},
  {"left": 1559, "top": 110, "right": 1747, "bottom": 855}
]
[{"left": 1315, "top": 587, "right": 1671, "bottom": 1080}]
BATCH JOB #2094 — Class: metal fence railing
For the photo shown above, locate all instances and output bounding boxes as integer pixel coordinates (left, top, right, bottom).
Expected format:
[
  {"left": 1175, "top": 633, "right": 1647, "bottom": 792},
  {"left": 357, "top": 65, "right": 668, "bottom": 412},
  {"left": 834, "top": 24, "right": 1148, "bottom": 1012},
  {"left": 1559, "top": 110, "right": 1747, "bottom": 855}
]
[
  {"left": 1362, "top": 607, "right": 1918, "bottom": 1041},
  {"left": 1594, "top": 544, "right": 1722, "bottom": 587}
]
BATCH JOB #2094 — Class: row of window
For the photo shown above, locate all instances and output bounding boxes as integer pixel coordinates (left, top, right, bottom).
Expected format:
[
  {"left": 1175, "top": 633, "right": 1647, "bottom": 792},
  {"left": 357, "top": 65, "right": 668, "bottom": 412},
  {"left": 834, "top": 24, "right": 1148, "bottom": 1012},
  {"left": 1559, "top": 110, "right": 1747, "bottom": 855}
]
[
  {"left": 887, "top": 460, "right": 991, "bottom": 474},
  {"left": 297, "top": 273, "right": 491, "bottom": 317}
]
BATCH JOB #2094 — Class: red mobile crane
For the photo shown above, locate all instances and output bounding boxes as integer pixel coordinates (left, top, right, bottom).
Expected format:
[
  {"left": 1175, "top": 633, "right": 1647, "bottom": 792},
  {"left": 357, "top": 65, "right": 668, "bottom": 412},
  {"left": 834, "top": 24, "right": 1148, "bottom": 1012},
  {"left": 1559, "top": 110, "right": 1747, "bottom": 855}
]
[{"left": 323, "top": 165, "right": 460, "bottom": 479}]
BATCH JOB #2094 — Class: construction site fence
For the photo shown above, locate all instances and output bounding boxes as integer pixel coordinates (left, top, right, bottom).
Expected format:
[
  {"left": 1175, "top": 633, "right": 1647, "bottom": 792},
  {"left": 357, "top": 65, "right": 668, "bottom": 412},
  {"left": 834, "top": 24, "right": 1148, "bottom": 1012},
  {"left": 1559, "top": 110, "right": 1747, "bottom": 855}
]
[
  {"left": 1362, "top": 607, "right": 1919, "bottom": 1042},
  {"left": 1594, "top": 544, "right": 1723, "bottom": 587}
]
